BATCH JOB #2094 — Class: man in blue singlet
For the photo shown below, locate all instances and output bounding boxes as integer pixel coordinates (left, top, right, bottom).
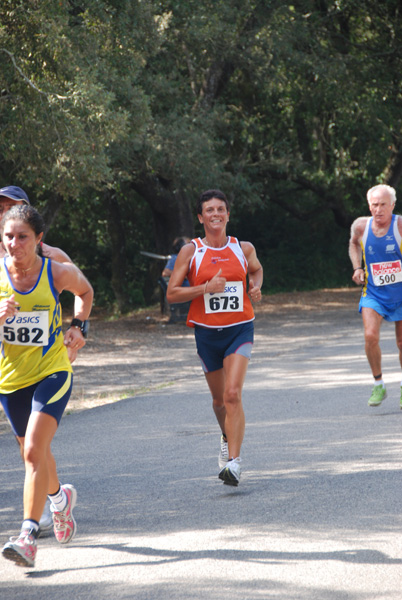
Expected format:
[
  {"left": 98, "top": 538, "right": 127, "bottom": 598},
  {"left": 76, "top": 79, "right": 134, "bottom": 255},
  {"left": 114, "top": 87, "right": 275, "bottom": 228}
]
[{"left": 349, "top": 184, "right": 402, "bottom": 408}]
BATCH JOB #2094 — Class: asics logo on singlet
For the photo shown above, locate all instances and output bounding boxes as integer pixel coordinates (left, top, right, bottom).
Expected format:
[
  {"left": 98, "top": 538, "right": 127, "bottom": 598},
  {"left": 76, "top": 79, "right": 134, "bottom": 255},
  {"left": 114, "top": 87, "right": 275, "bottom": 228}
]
[
  {"left": 386, "top": 244, "right": 395, "bottom": 252},
  {"left": 225, "top": 284, "right": 238, "bottom": 293},
  {"left": 6, "top": 315, "right": 41, "bottom": 325}
]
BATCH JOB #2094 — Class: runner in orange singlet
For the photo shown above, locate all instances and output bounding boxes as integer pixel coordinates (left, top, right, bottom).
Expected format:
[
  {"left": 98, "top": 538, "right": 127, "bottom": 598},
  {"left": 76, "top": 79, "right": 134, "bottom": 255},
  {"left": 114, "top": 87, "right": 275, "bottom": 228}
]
[{"left": 167, "top": 189, "right": 263, "bottom": 486}]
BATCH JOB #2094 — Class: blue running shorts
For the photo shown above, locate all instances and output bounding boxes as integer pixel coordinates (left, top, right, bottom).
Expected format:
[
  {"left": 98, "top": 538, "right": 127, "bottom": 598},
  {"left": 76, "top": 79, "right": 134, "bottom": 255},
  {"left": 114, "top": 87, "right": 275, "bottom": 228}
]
[
  {"left": 194, "top": 321, "right": 254, "bottom": 373},
  {"left": 359, "top": 296, "right": 402, "bottom": 322},
  {"left": 359, "top": 296, "right": 402, "bottom": 321},
  {"left": 0, "top": 371, "right": 73, "bottom": 437}
]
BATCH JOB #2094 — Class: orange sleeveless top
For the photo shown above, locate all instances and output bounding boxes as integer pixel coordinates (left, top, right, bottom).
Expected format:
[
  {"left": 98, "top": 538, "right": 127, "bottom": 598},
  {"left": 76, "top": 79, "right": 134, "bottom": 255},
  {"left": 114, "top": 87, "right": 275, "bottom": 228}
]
[{"left": 186, "top": 236, "right": 255, "bottom": 329}]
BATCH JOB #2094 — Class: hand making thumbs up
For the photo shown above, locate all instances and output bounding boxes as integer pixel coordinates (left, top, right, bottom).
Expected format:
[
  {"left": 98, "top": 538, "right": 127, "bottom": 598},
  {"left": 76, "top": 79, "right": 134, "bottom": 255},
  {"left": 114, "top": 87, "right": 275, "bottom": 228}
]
[{"left": 205, "top": 268, "right": 226, "bottom": 294}]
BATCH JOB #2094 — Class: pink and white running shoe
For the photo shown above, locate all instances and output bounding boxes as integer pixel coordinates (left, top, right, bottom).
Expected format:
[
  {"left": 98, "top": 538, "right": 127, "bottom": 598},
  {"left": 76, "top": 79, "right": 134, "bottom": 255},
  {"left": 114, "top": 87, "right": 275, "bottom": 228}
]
[
  {"left": 2, "top": 529, "right": 37, "bottom": 567},
  {"left": 51, "top": 484, "right": 77, "bottom": 544}
]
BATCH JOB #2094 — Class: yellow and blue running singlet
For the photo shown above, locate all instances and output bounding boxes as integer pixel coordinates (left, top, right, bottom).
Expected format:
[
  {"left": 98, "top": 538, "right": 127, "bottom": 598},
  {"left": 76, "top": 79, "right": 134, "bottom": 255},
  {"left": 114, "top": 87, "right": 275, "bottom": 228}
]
[{"left": 0, "top": 257, "right": 72, "bottom": 393}]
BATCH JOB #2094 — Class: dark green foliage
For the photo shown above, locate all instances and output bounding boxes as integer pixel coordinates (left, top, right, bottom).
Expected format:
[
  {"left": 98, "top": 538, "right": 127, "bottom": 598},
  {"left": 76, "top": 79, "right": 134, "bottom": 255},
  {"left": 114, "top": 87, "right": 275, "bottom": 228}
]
[
  {"left": 228, "top": 197, "right": 351, "bottom": 294},
  {"left": 1, "top": 0, "right": 402, "bottom": 310}
]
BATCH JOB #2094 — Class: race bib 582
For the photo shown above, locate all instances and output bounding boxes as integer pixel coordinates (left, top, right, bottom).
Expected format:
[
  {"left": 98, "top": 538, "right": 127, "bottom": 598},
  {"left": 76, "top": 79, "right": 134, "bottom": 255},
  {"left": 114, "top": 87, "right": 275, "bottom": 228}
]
[{"left": 0, "top": 311, "right": 49, "bottom": 346}]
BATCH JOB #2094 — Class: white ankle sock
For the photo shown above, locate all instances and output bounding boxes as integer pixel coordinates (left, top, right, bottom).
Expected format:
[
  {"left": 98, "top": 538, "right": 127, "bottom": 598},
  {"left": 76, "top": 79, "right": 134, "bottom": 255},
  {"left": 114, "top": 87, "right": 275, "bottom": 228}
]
[
  {"left": 49, "top": 486, "right": 67, "bottom": 512},
  {"left": 22, "top": 519, "right": 39, "bottom": 534}
]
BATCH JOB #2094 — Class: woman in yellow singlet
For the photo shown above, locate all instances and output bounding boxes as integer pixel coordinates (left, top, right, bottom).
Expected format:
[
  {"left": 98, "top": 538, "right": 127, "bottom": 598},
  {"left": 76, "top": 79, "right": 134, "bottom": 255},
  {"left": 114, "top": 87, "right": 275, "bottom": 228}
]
[{"left": 0, "top": 205, "right": 93, "bottom": 569}]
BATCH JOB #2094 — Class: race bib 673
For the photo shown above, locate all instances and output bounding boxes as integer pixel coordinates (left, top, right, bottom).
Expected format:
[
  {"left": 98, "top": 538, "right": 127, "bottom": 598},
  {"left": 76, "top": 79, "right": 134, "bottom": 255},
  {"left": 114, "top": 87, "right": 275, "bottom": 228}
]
[{"left": 204, "top": 281, "right": 244, "bottom": 313}]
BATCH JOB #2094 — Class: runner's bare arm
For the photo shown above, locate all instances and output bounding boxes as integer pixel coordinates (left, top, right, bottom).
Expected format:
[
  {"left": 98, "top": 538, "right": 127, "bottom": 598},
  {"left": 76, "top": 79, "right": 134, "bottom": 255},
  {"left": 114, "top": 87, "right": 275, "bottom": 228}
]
[
  {"left": 166, "top": 244, "right": 226, "bottom": 303},
  {"left": 42, "top": 244, "right": 93, "bottom": 360},
  {"left": 349, "top": 218, "right": 367, "bottom": 285},
  {"left": 51, "top": 262, "right": 93, "bottom": 362},
  {"left": 241, "top": 241, "right": 263, "bottom": 302},
  {"left": 42, "top": 242, "right": 73, "bottom": 264}
]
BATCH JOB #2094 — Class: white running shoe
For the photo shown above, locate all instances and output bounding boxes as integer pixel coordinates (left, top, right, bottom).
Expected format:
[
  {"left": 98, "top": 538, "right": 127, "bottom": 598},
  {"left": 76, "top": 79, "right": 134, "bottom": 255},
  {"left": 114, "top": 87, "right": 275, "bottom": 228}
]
[
  {"left": 219, "top": 457, "right": 242, "bottom": 486},
  {"left": 218, "top": 434, "right": 229, "bottom": 469},
  {"left": 38, "top": 499, "right": 53, "bottom": 538},
  {"left": 51, "top": 484, "right": 77, "bottom": 544},
  {"left": 2, "top": 529, "right": 37, "bottom": 568}
]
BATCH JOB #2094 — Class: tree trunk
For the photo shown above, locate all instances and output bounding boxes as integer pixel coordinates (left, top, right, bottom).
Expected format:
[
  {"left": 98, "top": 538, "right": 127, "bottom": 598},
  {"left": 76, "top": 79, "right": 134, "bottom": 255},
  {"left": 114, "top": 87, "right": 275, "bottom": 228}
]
[
  {"left": 41, "top": 193, "right": 64, "bottom": 236},
  {"left": 105, "top": 190, "right": 130, "bottom": 313},
  {"left": 131, "top": 178, "right": 195, "bottom": 304},
  {"left": 383, "top": 143, "right": 402, "bottom": 189},
  {"left": 132, "top": 179, "right": 195, "bottom": 253}
]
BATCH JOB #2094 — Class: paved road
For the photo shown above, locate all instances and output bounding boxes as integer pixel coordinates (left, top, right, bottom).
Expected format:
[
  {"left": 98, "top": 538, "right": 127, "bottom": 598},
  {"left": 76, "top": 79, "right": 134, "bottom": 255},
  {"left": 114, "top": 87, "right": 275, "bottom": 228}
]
[{"left": 1, "top": 302, "right": 401, "bottom": 599}]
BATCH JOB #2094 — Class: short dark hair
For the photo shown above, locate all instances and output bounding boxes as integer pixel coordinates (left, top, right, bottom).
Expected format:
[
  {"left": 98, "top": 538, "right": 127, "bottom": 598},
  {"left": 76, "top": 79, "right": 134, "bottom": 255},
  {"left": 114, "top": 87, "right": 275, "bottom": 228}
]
[
  {"left": 1, "top": 204, "right": 44, "bottom": 237},
  {"left": 196, "top": 189, "right": 230, "bottom": 215},
  {"left": 172, "top": 237, "right": 188, "bottom": 254}
]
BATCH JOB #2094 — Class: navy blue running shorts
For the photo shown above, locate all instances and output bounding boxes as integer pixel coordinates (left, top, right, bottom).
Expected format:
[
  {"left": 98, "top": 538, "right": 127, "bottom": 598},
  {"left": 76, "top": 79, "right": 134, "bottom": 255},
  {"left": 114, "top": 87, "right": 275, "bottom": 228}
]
[
  {"left": 194, "top": 321, "right": 254, "bottom": 373},
  {"left": 0, "top": 371, "right": 73, "bottom": 437}
]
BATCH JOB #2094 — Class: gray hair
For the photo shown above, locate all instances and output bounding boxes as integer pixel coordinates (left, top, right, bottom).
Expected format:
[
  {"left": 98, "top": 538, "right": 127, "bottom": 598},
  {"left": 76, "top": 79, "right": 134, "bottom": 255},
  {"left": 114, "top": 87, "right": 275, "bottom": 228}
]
[{"left": 367, "top": 184, "right": 396, "bottom": 206}]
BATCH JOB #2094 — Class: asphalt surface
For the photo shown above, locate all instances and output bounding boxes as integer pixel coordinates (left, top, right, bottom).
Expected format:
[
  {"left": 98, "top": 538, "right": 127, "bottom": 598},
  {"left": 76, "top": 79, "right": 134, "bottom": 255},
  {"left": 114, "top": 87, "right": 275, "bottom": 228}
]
[{"left": 1, "top": 301, "right": 402, "bottom": 599}]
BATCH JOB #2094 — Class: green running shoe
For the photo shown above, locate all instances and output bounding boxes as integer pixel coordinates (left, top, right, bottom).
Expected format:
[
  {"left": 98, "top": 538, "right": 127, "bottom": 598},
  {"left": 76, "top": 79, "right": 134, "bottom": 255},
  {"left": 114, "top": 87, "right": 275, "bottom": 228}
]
[{"left": 368, "top": 385, "right": 387, "bottom": 407}]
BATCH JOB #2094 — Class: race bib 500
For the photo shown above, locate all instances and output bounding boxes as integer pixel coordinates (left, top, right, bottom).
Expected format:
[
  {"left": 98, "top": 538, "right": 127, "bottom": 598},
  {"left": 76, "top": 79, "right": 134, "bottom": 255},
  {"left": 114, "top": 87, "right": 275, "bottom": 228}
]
[{"left": 371, "top": 260, "right": 402, "bottom": 287}]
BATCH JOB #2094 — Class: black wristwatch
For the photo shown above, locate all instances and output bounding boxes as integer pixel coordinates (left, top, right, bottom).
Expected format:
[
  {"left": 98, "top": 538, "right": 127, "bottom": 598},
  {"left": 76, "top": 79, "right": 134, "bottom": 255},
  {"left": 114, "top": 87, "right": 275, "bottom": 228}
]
[{"left": 69, "top": 318, "right": 89, "bottom": 338}]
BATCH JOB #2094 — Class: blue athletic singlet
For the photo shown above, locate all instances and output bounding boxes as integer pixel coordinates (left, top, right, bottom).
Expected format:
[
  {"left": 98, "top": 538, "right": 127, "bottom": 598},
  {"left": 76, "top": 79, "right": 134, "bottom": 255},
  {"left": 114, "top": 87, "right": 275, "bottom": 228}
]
[{"left": 360, "top": 214, "right": 402, "bottom": 304}]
